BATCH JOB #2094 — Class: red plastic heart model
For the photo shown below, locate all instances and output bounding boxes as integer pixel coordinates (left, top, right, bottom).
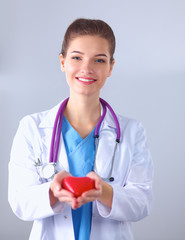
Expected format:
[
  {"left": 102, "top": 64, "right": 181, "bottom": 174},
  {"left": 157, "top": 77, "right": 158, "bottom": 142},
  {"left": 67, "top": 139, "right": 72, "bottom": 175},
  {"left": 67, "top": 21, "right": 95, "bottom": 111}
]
[{"left": 62, "top": 176, "right": 95, "bottom": 197}]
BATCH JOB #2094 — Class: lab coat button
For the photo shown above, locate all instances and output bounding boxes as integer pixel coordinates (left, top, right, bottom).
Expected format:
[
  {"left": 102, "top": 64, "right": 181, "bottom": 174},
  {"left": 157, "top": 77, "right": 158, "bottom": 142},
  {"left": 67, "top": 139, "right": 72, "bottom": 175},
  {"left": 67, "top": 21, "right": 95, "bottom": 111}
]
[{"left": 64, "top": 215, "right": 67, "bottom": 219}]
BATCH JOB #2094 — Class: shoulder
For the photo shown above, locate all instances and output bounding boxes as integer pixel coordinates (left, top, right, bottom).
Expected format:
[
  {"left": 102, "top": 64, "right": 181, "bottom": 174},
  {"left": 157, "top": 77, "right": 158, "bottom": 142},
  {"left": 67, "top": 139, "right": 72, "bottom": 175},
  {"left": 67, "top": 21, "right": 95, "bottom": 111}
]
[
  {"left": 20, "top": 110, "right": 49, "bottom": 127},
  {"left": 104, "top": 107, "right": 147, "bottom": 140},
  {"left": 19, "top": 102, "right": 61, "bottom": 130},
  {"left": 117, "top": 113, "right": 143, "bottom": 130},
  {"left": 116, "top": 113, "right": 147, "bottom": 143},
  {"left": 16, "top": 102, "right": 62, "bottom": 141}
]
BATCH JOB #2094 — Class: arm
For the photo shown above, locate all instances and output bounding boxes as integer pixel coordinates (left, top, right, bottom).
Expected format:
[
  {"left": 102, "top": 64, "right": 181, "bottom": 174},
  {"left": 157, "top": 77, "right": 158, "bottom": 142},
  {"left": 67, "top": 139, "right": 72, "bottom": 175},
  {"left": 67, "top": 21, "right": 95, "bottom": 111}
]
[
  {"left": 8, "top": 117, "right": 65, "bottom": 221},
  {"left": 97, "top": 179, "right": 113, "bottom": 208},
  {"left": 96, "top": 121, "right": 153, "bottom": 222}
]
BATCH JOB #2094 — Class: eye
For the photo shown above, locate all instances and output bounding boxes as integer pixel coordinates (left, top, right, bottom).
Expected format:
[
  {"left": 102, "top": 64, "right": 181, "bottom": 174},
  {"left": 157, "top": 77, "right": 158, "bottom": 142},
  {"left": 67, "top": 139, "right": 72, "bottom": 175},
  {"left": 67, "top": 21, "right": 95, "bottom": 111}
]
[
  {"left": 72, "top": 56, "right": 81, "bottom": 60},
  {"left": 95, "top": 59, "right": 105, "bottom": 63}
]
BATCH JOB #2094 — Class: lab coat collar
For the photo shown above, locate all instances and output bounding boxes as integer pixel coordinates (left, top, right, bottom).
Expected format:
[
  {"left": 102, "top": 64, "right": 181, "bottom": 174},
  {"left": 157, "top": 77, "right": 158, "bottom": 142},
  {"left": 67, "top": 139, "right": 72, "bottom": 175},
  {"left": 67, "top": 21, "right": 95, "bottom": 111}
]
[
  {"left": 101, "top": 105, "right": 117, "bottom": 130},
  {"left": 39, "top": 101, "right": 62, "bottom": 128},
  {"left": 39, "top": 99, "right": 117, "bottom": 131}
]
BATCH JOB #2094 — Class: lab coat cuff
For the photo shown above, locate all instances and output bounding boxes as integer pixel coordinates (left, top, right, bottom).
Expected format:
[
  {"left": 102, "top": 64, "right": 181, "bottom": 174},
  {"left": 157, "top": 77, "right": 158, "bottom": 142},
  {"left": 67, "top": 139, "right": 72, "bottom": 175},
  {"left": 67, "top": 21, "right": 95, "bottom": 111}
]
[
  {"left": 39, "top": 182, "right": 59, "bottom": 217},
  {"left": 96, "top": 200, "right": 112, "bottom": 217},
  {"left": 51, "top": 201, "right": 66, "bottom": 213},
  {"left": 38, "top": 182, "right": 65, "bottom": 217},
  {"left": 96, "top": 185, "right": 118, "bottom": 219},
  {"left": 95, "top": 184, "right": 116, "bottom": 218},
  {"left": 48, "top": 182, "right": 66, "bottom": 214}
]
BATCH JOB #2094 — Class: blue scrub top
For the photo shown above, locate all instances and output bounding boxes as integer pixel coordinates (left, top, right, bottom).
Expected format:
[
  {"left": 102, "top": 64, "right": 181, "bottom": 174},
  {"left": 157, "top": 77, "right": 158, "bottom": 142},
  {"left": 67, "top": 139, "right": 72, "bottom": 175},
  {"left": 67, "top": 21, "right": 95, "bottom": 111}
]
[{"left": 62, "top": 116, "right": 95, "bottom": 240}]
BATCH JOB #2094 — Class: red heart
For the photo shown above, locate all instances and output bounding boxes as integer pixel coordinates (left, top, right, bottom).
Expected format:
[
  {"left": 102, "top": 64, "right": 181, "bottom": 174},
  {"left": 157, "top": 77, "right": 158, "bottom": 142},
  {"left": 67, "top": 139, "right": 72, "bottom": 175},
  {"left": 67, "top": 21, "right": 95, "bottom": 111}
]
[{"left": 62, "top": 176, "right": 95, "bottom": 197}]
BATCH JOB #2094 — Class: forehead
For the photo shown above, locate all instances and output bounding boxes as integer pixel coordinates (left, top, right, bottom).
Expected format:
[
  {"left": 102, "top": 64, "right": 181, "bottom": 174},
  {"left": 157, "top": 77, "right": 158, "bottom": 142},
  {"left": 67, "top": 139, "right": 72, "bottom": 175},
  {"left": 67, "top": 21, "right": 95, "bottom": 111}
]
[{"left": 67, "top": 35, "right": 110, "bottom": 55}]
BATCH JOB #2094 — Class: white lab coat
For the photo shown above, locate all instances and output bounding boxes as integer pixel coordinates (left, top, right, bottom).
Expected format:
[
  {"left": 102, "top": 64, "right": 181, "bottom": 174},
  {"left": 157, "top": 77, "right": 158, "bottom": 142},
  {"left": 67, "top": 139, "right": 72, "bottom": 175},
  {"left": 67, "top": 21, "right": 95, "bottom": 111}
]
[{"left": 8, "top": 101, "right": 153, "bottom": 240}]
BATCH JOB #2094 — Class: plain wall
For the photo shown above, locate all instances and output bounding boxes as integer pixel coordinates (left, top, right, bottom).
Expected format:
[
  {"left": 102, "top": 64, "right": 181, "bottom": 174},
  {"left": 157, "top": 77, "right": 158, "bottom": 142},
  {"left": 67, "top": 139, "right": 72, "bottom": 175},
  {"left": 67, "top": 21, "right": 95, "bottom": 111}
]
[{"left": 1, "top": 0, "right": 185, "bottom": 239}]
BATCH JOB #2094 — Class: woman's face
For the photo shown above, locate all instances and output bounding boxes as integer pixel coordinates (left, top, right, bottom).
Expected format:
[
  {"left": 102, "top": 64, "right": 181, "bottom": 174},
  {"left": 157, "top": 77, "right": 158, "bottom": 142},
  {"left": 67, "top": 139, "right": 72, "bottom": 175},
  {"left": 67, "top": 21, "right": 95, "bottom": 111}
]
[{"left": 60, "top": 35, "right": 114, "bottom": 97}]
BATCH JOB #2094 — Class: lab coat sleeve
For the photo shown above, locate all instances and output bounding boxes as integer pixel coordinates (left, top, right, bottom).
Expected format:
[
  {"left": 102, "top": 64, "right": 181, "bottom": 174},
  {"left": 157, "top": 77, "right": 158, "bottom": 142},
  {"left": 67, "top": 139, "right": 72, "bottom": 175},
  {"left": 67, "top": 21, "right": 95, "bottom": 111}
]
[
  {"left": 8, "top": 117, "right": 65, "bottom": 221},
  {"left": 96, "top": 121, "right": 153, "bottom": 222}
]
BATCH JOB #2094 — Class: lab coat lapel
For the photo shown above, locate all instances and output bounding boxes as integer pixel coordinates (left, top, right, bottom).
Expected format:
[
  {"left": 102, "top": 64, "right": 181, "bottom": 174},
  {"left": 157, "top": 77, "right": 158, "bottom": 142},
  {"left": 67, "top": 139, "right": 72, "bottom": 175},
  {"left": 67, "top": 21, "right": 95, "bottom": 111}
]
[
  {"left": 94, "top": 108, "right": 118, "bottom": 179},
  {"left": 57, "top": 135, "right": 69, "bottom": 172},
  {"left": 39, "top": 101, "right": 69, "bottom": 172}
]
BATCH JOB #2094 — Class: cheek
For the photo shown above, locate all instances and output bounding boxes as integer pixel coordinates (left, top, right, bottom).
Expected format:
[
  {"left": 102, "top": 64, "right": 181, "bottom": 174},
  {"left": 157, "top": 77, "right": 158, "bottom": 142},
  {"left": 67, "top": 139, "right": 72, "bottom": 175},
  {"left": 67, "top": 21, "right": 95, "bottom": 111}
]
[
  {"left": 98, "top": 67, "right": 111, "bottom": 79},
  {"left": 105, "top": 65, "right": 113, "bottom": 77},
  {"left": 64, "top": 64, "right": 79, "bottom": 87},
  {"left": 65, "top": 64, "right": 77, "bottom": 77}
]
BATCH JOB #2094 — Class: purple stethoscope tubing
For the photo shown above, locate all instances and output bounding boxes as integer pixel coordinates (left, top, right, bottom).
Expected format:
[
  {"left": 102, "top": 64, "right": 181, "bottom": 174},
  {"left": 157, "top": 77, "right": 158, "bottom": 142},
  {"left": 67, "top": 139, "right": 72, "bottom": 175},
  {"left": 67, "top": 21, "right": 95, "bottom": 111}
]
[
  {"left": 99, "top": 98, "right": 121, "bottom": 142},
  {"left": 49, "top": 97, "right": 121, "bottom": 164},
  {"left": 94, "top": 100, "right": 107, "bottom": 137},
  {"left": 49, "top": 98, "right": 68, "bottom": 163}
]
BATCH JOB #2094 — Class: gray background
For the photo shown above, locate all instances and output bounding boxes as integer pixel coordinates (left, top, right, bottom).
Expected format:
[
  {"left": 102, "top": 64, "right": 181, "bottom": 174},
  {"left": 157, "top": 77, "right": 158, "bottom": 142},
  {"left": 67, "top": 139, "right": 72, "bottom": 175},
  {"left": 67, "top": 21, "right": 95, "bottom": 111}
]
[{"left": 1, "top": 0, "right": 185, "bottom": 239}]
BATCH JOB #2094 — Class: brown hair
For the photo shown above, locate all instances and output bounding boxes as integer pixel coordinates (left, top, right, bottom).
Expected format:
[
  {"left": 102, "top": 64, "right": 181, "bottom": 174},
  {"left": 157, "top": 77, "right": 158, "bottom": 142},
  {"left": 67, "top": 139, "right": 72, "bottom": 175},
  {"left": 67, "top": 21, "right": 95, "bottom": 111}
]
[{"left": 60, "top": 18, "right": 116, "bottom": 63}]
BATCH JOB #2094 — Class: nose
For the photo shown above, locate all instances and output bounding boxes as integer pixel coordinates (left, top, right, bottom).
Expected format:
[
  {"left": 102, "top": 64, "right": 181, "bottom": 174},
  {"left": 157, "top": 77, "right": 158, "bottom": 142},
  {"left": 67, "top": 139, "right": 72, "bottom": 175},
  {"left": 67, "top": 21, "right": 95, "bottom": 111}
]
[{"left": 80, "top": 60, "right": 93, "bottom": 74}]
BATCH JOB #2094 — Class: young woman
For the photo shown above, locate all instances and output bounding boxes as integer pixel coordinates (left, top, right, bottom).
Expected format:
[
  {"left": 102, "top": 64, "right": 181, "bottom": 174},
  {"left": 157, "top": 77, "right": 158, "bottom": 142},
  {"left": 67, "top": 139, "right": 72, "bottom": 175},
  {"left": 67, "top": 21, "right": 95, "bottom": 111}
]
[{"left": 9, "top": 18, "right": 153, "bottom": 240}]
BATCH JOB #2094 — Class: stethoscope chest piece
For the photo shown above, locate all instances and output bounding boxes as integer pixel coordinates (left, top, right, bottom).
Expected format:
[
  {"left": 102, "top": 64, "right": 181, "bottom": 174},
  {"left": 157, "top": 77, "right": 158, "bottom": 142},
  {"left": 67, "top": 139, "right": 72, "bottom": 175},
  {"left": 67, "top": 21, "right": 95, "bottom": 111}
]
[{"left": 39, "top": 163, "right": 56, "bottom": 179}]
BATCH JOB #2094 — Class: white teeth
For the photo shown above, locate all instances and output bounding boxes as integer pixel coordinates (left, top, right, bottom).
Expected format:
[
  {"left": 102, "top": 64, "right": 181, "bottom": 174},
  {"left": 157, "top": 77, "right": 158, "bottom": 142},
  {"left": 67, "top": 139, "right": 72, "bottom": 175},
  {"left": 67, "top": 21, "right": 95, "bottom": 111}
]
[{"left": 78, "top": 78, "right": 94, "bottom": 82}]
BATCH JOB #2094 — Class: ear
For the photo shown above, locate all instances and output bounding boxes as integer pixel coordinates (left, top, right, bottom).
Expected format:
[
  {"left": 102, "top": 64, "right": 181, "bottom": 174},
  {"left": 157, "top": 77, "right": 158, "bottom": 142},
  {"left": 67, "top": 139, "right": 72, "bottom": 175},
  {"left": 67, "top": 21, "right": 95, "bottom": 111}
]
[
  {"left": 107, "top": 60, "right": 115, "bottom": 77},
  {"left": 59, "top": 54, "right": 65, "bottom": 72}
]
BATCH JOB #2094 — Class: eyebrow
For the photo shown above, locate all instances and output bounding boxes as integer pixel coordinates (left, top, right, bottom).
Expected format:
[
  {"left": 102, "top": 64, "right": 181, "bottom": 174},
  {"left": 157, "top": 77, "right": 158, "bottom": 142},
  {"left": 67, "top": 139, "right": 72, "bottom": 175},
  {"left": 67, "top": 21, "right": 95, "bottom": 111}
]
[
  {"left": 70, "top": 51, "right": 108, "bottom": 58},
  {"left": 95, "top": 54, "right": 108, "bottom": 58}
]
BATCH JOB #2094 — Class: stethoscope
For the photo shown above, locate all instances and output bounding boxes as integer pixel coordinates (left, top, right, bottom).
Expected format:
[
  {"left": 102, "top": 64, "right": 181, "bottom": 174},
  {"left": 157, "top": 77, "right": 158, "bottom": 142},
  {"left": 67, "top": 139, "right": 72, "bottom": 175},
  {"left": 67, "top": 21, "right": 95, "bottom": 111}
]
[{"left": 35, "top": 98, "right": 121, "bottom": 182}]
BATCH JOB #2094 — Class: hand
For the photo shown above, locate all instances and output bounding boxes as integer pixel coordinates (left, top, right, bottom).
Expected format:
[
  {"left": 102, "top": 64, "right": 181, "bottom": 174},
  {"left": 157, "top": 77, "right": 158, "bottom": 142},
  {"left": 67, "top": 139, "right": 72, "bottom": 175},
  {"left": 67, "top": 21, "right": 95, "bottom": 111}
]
[
  {"left": 75, "top": 171, "right": 102, "bottom": 208},
  {"left": 50, "top": 171, "right": 113, "bottom": 209},
  {"left": 50, "top": 171, "right": 78, "bottom": 209},
  {"left": 77, "top": 171, "right": 113, "bottom": 208}
]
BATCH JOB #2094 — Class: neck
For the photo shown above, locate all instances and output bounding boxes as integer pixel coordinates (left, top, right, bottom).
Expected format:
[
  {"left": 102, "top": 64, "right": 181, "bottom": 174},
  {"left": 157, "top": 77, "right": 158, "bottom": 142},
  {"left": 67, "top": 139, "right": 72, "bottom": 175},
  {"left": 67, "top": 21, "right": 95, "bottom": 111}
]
[{"left": 64, "top": 93, "right": 101, "bottom": 136}]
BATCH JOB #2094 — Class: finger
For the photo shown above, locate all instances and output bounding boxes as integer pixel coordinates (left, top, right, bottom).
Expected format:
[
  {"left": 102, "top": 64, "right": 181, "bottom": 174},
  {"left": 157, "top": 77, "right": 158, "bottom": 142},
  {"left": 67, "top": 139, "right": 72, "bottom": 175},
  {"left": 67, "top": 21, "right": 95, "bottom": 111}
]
[
  {"left": 71, "top": 199, "right": 79, "bottom": 210},
  {"left": 52, "top": 171, "right": 71, "bottom": 191},
  {"left": 76, "top": 196, "right": 94, "bottom": 206},
  {"left": 53, "top": 170, "right": 71, "bottom": 183},
  {"left": 86, "top": 172, "right": 102, "bottom": 190},
  {"left": 77, "top": 190, "right": 100, "bottom": 205},
  {"left": 82, "top": 189, "right": 101, "bottom": 198},
  {"left": 76, "top": 197, "right": 87, "bottom": 206},
  {"left": 56, "top": 194, "right": 78, "bottom": 207},
  {"left": 53, "top": 188, "right": 75, "bottom": 199},
  {"left": 58, "top": 196, "right": 76, "bottom": 204},
  {"left": 94, "top": 179, "right": 101, "bottom": 190}
]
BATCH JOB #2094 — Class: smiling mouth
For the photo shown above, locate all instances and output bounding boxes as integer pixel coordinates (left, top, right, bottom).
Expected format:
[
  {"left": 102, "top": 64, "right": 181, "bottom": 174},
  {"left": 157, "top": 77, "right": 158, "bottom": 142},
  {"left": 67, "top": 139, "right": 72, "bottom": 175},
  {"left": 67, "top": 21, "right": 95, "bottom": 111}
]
[{"left": 76, "top": 77, "right": 96, "bottom": 83}]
